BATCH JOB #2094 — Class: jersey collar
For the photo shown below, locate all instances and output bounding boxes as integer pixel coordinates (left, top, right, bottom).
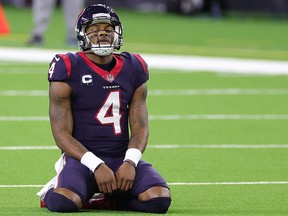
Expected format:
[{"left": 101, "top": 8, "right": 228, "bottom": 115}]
[{"left": 78, "top": 52, "right": 124, "bottom": 83}]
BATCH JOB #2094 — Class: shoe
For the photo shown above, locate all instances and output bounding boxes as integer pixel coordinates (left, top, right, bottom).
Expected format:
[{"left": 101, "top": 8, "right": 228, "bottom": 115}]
[
  {"left": 27, "top": 35, "right": 43, "bottom": 46},
  {"left": 83, "top": 193, "right": 117, "bottom": 210},
  {"left": 41, "top": 193, "right": 117, "bottom": 210},
  {"left": 40, "top": 199, "right": 46, "bottom": 208}
]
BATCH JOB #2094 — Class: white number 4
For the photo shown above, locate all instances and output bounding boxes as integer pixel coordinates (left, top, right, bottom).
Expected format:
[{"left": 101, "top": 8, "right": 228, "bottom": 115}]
[
  {"left": 96, "top": 91, "right": 122, "bottom": 134},
  {"left": 48, "top": 62, "right": 56, "bottom": 79}
]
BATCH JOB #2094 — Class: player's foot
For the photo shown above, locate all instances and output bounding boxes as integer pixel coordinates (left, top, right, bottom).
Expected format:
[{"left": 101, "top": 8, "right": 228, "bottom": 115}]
[
  {"left": 27, "top": 35, "right": 43, "bottom": 46},
  {"left": 41, "top": 193, "right": 117, "bottom": 210},
  {"left": 83, "top": 193, "right": 117, "bottom": 210},
  {"left": 40, "top": 199, "right": 46, "bottom": 208}
]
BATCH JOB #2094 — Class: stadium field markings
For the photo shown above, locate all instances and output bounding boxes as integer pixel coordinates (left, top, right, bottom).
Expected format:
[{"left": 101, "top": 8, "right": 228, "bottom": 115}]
[
  {"left": 1, "top": 47, "right": 288, "bottom": 74},
  {"left": 1, "top": 88, "right": 288, "bottom": 96},
  {"left": 1, "top": 181, "right": 288, "bottom": 188},
  {"left": 168, "top": 181, "right": 288, "bottom": 186},
  {"left": 1, "top": 144, "right": 288, "bottom": 151},
  {"left": 148, "top": 114, "right": 288, "bottom": 120},
  {"left": 1, "top": 115, "right": 288, "bottom": 121}
]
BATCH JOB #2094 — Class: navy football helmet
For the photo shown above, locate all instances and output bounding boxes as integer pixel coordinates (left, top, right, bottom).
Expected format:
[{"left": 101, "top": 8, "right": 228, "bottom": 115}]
[{"left": 75, "top": 4, "right": 123, "bottom": 56}]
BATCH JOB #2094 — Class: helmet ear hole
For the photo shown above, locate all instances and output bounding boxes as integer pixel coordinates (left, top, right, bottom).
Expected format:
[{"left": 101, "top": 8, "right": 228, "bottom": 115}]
[{"left": 75, "top": 4, "right": 123, "bottom": 54}]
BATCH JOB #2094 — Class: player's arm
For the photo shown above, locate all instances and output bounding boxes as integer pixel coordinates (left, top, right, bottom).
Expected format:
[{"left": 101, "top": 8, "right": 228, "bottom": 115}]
[
  {"left": 49, "top": 81, "right": 88, "bottom": 160},
  {"left": 49, "top": 81, "right": 117, "bottom": 194},
  {"left": 128, "top": 82, "right": 149, "bottom": 154},
  {"left": 116, "top": 82, "right": 149, "bottom": 191}
]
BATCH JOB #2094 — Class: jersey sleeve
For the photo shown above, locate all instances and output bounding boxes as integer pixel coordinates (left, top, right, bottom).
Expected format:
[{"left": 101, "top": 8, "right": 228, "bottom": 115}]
[
  {"left": 131, "top": 53, "right": 149, "bottom": 89},
  {"left": 48, "top": 54, "right": 72, "bottom": 82}
]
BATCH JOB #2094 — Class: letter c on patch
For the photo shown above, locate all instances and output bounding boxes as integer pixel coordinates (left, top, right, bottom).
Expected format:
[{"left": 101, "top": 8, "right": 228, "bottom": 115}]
[{"left": 82, "top": 75, "right": 93, "bottom": 84}]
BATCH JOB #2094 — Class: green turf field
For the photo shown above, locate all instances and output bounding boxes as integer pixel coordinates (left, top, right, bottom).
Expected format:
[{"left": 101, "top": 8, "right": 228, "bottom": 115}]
[{"left": 1, "top": 5, "right": 288, "bottom": 216}]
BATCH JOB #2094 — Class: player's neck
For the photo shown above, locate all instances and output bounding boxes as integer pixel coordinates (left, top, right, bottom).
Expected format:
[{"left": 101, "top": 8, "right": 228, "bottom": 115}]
[{"left": 85, "top": 53, "right": 113, "bottom": 65}]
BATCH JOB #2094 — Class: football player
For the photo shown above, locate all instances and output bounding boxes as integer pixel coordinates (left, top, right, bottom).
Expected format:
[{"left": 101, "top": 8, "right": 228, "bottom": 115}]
[{"left": 37, "top": 4, "right": 171, "bottom": 213}]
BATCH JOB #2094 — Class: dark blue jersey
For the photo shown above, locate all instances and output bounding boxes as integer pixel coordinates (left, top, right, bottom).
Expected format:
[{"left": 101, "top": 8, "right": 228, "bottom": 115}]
[{"left": 48, "top": 52, "right": 149, "bottom": 157}]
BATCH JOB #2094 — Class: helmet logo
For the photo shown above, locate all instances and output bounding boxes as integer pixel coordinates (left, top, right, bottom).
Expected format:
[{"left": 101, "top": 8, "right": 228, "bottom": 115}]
[{"left": 93, "top": 13, "right": 111, "bottom": 20}]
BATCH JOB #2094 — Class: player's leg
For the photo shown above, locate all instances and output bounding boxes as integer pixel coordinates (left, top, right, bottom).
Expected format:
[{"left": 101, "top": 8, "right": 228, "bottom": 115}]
[
  {"left": 43, "top": 188, "right": 79, "bottom": 212},
  {"left": 84, "top": 158, "right": 171, "bottom": 213},
  {"left": 28, "top": 0, "right": 57, "bottom": 44},
  {"left": 62, "top": 0, "right": 83, "bottom": 46},
  {"left": 43, "top": 154, "right": 98, "bottom": 212},
  {"left": 120, "top": 160, "right": 171, "bottom": 213}
]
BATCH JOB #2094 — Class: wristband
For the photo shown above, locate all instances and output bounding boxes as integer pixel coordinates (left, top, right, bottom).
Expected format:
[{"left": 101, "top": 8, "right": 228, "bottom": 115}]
[
  {"left": 81, "top": 151, "right": 104, "bottom": 173},
  {"left": 124, "top": 148, "right": 142, "bottom": 167}
]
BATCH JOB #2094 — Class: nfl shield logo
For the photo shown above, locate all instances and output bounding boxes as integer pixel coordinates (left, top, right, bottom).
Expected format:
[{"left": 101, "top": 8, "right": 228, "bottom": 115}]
[{"left": 106, "top": 74, "right": 114, "bottom": 83}]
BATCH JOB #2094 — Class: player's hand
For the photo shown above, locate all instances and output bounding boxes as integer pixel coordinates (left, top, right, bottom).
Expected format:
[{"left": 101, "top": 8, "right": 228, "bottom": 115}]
[
  {"left": 94, "top": 163, "right": 117, "bottom": 194},
  {"left": 115, "top": 162, "right": 136, "bottom": 191}
]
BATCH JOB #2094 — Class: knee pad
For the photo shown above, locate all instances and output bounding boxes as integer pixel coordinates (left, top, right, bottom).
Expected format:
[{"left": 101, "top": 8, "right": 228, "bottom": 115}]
[
  {"left": 124, "top": 197, "right": 171, "bottom": 213},
  {"left": 146, "top": 197, "right": 171, "bottom": 214},
  {"left": 44, "top": 188, "right": 78, "bottom": 212}
]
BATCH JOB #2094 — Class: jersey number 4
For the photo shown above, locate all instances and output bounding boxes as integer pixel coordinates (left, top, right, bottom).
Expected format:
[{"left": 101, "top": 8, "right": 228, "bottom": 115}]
[{"left": 95, "top": 91, "right": 122, "bottom": 135}]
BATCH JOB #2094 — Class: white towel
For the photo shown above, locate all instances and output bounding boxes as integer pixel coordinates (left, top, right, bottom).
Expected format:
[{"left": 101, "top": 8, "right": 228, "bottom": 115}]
[{"left": 36, "top": 153, "right": 66, "bottom": 199}]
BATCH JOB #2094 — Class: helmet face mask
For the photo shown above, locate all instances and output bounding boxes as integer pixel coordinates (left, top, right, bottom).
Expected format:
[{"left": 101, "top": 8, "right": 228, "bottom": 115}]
[
  {"left": 75, "top": 4, "right": 123, "bottom": 56},
  {"left": 85, "top": 23, "right": 115, "bottom": 56}
]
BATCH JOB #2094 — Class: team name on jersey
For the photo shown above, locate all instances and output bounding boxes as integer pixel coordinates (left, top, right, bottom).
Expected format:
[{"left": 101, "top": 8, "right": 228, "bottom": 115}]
[{"left": 102, "top": 85, "right": 120, "bottom": 89}]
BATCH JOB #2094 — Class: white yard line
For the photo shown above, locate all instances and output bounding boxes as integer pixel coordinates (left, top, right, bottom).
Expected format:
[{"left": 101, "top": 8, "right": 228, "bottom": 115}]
[
  {"left": 0, "top": 90, "right": 48, "bottom": 96},
  {"left": 149, "top": 144, "right": 288, "bottom": 149},
  {"left": 0, "top": 185, "right": 44, "bottom": 188},
  {"left": 1, "top": 114, "right": 288, "bottom": 121},
  {"left": 1, "top": 144, "right": 287, "bottom": 187},
  {"left": 0, "top": 47, "right": 288, "bottom": 74},
  {"left": 1, "top": 181, "right": 287, "bottom": 188},
  {"left": 149, "top": 89, "right": 288, "bottom": 95},
  {"left": 143, "top": 54, "right": 288, "bottom": 75},
  {"left": 0, "top": 146, "right": 58, "bottom": 150},
  {"left": 149, "top": 114, "right": 288, "bottom": 120},
  {"left": 1, "top": 144, "right": 288, "bottom": 151},
  {"left": 0, "top": 116, "right": 49, "bottom": 121},
  {"left": 2, "top": 88, "right": 288, "bottom": 96},
  {"left": 168, "top": 181, "right": 288, "bottom": 186}
]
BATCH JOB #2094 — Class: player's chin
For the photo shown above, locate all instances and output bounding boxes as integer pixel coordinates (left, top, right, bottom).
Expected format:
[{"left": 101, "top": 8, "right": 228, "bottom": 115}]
[{"left": 98, "top": 41, "right": 111, "bottom": 45}]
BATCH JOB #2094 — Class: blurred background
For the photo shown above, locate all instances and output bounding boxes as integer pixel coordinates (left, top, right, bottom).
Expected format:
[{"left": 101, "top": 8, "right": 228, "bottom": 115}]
[
  {"left": 0, "top": 0, "right": 287, "bottom": 60},
  {"left": 2, "top": 0, "right": 288, "bottom": 17}
]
